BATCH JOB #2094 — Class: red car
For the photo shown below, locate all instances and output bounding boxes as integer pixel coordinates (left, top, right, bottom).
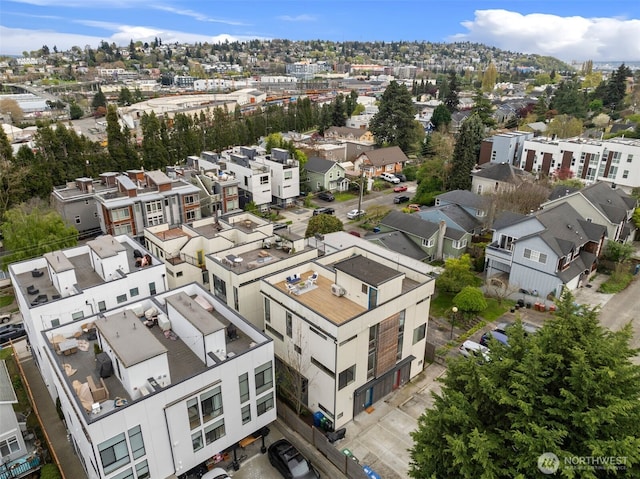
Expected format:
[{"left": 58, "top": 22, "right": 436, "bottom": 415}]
[{"left": 393, "top": 185, "right": 408, "bottom": 192}]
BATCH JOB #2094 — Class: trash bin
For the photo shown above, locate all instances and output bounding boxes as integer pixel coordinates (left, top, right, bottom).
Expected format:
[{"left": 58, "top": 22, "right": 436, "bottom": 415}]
[
  {"left": 322, "top": 418, "right": 333, "bottom": 432},
  {"left": 526, "top": 302, "right": 532, "bottom": 309},
  {"left": 313, "top": 411, "right": 325, "bottom": 428},
  {"left": 372, "top": 226, "right": 381, "bottom": 233}
]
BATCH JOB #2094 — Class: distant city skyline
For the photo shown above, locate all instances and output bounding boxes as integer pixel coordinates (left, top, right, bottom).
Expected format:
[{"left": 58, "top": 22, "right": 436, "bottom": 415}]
[{"left": 1, "top": 0, "right": 640, "bottom": 62}]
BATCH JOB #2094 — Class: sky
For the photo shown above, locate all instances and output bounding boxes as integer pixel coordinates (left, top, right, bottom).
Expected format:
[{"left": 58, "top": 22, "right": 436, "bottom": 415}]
[{"left": 1, "top": 0, "right": 640, "bottom": 62}]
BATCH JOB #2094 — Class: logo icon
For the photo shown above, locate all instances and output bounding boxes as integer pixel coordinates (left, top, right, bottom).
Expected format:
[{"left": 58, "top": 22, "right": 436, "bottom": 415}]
[{"left": 538, "top": 452, "right": 560, "bottom": 474}]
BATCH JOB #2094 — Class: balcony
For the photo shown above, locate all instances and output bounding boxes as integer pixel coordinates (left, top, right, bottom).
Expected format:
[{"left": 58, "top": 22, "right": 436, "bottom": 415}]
[{"left": 486, "top": 242, "right": 513, "bottom": 264}]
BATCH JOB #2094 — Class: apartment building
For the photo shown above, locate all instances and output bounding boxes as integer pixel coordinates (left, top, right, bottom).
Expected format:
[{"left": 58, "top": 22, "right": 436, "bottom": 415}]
[
  {"left": 260, "top": 234, "right": 435, "bottom": 428},
  {"left": 519, "top": 137, "right": 640, "bottom": 190},
  {"left": 95, "top": 170, "right": 201, "bottom": 238},
  {"left": 11, "top": 242, "right": 275, "bottom": 479}
]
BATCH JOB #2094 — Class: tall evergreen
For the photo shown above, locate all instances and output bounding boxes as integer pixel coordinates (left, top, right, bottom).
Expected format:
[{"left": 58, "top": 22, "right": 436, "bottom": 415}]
[
  {"left": 444, "top": 70, "right": 460, "bottom": 113},
  {"left": 449, "top": 114, "right": 484, "bottom": 191},
  {"left": 369, "top": 80, "right": 421, "bottom": 152}
]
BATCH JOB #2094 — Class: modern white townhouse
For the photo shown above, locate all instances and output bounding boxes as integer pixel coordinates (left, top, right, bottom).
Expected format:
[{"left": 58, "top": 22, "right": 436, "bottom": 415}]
[
  {"left": 11, "top": 246, "right": 275, "bottom": 479},
  {"left": 95, "top": 169, "right": 202, "bottom": 238},
  {"left": 518, "top": 137, "right": 640, "bottom": 190},
  {"left": 259, "top": 234, "right": 435, "bottom": 429},
  {"left": 478, "top": 131, "right": 534, "bottom": 166}
]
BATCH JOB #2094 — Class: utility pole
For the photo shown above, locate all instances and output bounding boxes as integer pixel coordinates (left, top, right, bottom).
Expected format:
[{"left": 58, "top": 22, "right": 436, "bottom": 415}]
[{"left": 357, "top": 165, "right": 365, "bottom": 215}]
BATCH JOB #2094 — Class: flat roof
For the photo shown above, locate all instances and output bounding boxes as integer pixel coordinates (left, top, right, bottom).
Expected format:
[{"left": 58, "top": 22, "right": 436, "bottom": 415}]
[
  {"left": 96, "top": 310, "right": 167, "bottom": 368},
  {"left": 44, "top": 251, "right": 74, "bottom": 273},
  {"left": 334, "top": 254, "right": 402, "bottom": 286},
  {"left": 87, "top": 235, "right": 126, "bottom": 259},
  {"left": 165, "top": 292, "right": 225, "bottom": 335}
]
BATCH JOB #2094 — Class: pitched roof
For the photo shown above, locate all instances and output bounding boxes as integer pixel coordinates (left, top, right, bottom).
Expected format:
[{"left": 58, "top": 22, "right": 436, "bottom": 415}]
[
  {"left": 305, "top": 156, "right": 341, "bottom": 174},
  {"left": 473, "top": 163, "right": 529, "bottom": 183},
  {"left": 366, "top": 231, "right": 429, "bottom": 261},
  {"left": 380, "top": 210, "right": 439, "bottom": 239},
  {"left": 580, "top": 181, "right": 636, "bottom": 224},
  {"left": 548, "top": 185, "right": 580, "bottom": 201},
  {"left": 492, "top": 211, "right": 527, "bottom": 230},
  {"left": 421, "top": 204, "right": 482, "bottom": 233},
  {"left": 325, "top": 126, "right": 368, "bottom": 137},
  {"left": 436, "top": 190, "right": 487, "bottom": 210},
  {"left": 361, "top": 146, "right": 409, "bottom": 167}
]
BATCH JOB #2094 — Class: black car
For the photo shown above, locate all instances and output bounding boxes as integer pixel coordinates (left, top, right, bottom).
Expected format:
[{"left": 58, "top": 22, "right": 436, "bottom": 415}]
[
  {"left": 317, "top": 191, "right": 335, "bottom": 202},
  {"left": 268, "top": 439, "right": 320, "bottom": 479},
  {"left": 0, "top": 323, "right": 26, "bottom": 344},
  {"left": 312, "top": 207, "right": 335, "bottom": 216},
  {"left": 395, "top": 173, "right": 407, "bottom": 182},
  {"left": 394, "top": 195, "right": 410, "bottom": 204}
]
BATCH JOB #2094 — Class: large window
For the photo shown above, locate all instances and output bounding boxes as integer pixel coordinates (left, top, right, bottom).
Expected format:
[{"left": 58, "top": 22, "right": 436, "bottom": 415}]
[
  {"left": 191, "top": 431, "right": 203, "bottom": 452},
  {"left": 241, "top": 404, "right": 251, "bottom": 424},
  {"left": 135, "top": 460, "right": 150, "bottom": 479},
  {"left": 413, "top": 323, "right": 426, "bottom": 345},
  {"left": 286, "top": 311, "right": 293, "bottom": 338},
  {"left": 128, "top": 426, "right": 145, "bottom": 460},
  {"left": 200, "top": 387, "right": 223, "bottom": 422},
  {"left": 260, "top": 175, "right": 269, "bottom": 185},
  {"left": 264, "top": 298, "right": 271, "bottom": 323},
  {"left": 397, "top": 310, "right": 405, "bottom": 360},
  {"left": 524, "top": 248, "right": 547, "bottom": 264},
  {"left": 498, "top": 234, "right": 516, "bottom": 251},
  {"left": 213, "top": 275, "right": 227, "bottom": 300},
  {"left": 98, "top": 433, "right": 130, "bottom": 474},
  {"left": 255, "top": 362, "right": 273, "bottom": 395},
  {"left": 113, "top": 223, "right": 133, "bottom": 235},
  {"left": 111, "top": 207, "right": 130, "bottom": 221},
  {"left": 187, "top": 397, "right": 200, "bottom": 429},
  {"left": 0, "top": 436, "right": 19, "bottom": 456},
  {"left": 256, "top": 392, "right": 274, "bottom": 416},
  {"left": 338, "top": 365, "right": 356, "bottom": 390},
  {"left": 204, "top": 419, "right": 226, "bottom": 445}
]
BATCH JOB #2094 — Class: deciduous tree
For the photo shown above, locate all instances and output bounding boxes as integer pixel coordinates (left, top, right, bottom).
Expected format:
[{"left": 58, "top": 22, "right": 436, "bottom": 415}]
[
  {"left": 435, "top": 254, "right": 481, "bottom": 294},
  {"left": 305, "top": 214, "right": 344, "bottom": 238}
]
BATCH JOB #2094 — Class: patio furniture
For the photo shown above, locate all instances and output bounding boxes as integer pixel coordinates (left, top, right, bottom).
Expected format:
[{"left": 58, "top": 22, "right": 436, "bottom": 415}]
[{"left": 27, "top": 285, "right": 39, "bottom": 295}]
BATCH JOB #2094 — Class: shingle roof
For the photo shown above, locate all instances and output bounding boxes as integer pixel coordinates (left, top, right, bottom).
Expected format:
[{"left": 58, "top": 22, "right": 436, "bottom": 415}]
[
  {"left": 492, "top": 211, "right": 527, "bottom": 230},
  {"left": 361, "top": 146, "right": 409, "bottom": 167},
  {"left": 305, "top": 156, "right": 339, "bottom": 174},
  {"left": 380, "top": 210, "right": 439, "bottom": 239},
  {"left": 580, "top": 181, "right": 636, "bottom": 224},
  {"left": 366, "top": 231, "right": 428, "bottom": 261},
  {"left": 436, "top": 190, "right": 487, "bottom": 210},
  {"left": 473, "top": 163, "right": 528, "bottom": 183}
]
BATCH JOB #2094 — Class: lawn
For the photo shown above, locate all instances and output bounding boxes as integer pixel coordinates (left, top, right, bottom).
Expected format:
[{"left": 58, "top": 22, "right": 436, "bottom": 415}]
[
  {"left": 0, "top": 293, "right": 15, "bottom": 308},
  {"left": 430, "top": 292, "right": 512, "bottom": 322},
  {"left": 333, "top": 192, "right": 357, "bottom": 202}
]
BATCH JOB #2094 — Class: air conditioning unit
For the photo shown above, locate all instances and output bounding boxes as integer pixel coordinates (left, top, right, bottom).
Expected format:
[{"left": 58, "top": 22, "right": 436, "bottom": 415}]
[{"left": 331, "top": 284, "right": 345, "bottom": 297}]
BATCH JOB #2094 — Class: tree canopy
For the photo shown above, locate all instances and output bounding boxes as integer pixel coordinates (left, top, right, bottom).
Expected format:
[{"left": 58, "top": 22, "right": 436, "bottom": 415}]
[
  {"left": 448, "top": 114, "right": 484, "bottom": 191},
  {"left": 369, "top": 80, "right": 423, "bottom": 153},
  {"left": 410, "top": 290, "right": 640, "bottom": 478},
  {"left": 435, "top": 254, "right": 481, "bottom": 294},
  {"left": 304, "top": 214, "right": 344, "bottom": 238}
]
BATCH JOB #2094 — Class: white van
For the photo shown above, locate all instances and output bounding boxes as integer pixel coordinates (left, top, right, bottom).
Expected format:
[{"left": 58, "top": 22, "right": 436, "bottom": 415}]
[{"left": 381, "top": 172, "right": 400, "bottom": 184}]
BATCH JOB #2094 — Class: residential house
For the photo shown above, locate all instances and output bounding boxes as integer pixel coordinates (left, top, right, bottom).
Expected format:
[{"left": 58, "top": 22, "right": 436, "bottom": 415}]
[
  {"left": 323, "top": 127, "right": 375, "bottom": 144},
  {"left": 95, "top": 170, "right": 201, "bottom": 238},
  {"left": 260, "top": 234, "right": 435, "bottom": 428},
  {"left": 485, "top": 203, "right": 606, "bottom": 298},
  {"left": 426, "top": 190, "right": 488, "bottom": 235},
  {"left": 540, "top": 181, "right": 637, "bottom": 243},
  {"left": 471, "top": 162, "right": 531, "bottom": 195},
  {"left": 12, "top": 274, "right": 275, "bottom": 479},
  {"left": 450, "top": 111, "right": 472, "bottom": 133},
  {"left": 0, "top": 360, "right": 42, "bottom": 476},
  {"left": 353, "top": 146, "right": 409, "bottom": 179},
  {"left": 305, "top": 157, "right": 349, "bottom": 193},
  {"left": 51, "top": 177, "right": 117, "bottom": 237}
]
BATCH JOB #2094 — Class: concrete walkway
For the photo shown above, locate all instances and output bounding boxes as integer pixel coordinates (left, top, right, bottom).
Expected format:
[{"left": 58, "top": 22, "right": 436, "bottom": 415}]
[{"left": 15, "top": 343, "right": 87, "bottom": 479}]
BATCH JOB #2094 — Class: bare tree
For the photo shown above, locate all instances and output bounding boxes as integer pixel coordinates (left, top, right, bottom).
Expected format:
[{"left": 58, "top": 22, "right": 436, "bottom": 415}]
[{"left": 486, "top": 182, "right": 551, "bottom": 227}]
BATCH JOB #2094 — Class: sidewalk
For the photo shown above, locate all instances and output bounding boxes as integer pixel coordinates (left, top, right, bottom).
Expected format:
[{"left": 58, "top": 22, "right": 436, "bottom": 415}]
[{"left": 16, "top": 347, "right": 87, "bottom": 479}]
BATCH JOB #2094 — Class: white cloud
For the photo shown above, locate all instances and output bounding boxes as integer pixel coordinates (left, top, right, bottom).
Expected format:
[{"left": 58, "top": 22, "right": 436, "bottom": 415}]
[
  {"left": 277, "top": 14, "right": 316, "bottom": 22},
  {"left": 451, "top": 9, "right": 640, "bottom": 61},
  {"left": 0, "top": 25, "right": 263, "bottom": 56}
]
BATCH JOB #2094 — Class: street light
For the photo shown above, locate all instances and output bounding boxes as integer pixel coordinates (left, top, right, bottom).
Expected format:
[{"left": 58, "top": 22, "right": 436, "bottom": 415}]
[{"left": 450, "top": 307, "right": 458, "bottom": 339}]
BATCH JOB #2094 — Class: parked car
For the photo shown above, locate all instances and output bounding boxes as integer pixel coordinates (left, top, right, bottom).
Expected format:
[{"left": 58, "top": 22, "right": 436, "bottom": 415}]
[
  {"left": 0, "top": 313, "right": 11, "bottom": 324},
  {"left": 313, "top": 207, "right": 335, "bottom": 216},
  {"left": 393, "top": 185, "right": 408, "bottom": 192},
  {"left": 268, "top": 438, "right": 320, "bottom": 479},
  {"left": 347, "top": 209, "right": 365, "bottom": 219},
  {"left": 0, "top": 323, "right": 26, "bottom": 343},
  {"left": 317, "top": 191, "right": 335, "bottom": 202},
  {"left": 380, "top": 172, "right": 400, "bottom": 184},
  {"left": 348, "top": 231, "right": 362, "bottom": 237},
  {"left": 201, "top": 468, "right": 230, "bottom": 479},
  {"left": 394, "top": 195, "right": 410, "bottom": 204},
  {"left": 494, "top": 321, "right": 539, "bottom": 336},
  {"left": 273, "top": 222, "right": 288, "bottom": 231},
  {"left": 406, "top": 204, "right": 421, "bottom": 212},
  {"left": 458, "top": 340, "right": 490, "bottom": 361},
  {"left": 395, "top": 173, "right": 407, "bottom": 182},
  {"left": 480, "top": 330, "right": 509, "bottom": 347}
]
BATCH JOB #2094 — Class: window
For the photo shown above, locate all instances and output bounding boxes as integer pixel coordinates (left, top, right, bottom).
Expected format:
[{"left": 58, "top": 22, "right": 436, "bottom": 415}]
[
  {"left": 256, "top": 392, "right": 274, "bottom": 416},
  {"left": 135, "top": 460, "right": 150, "bottom": 479},
  {"left": 148, "top": 282, "right": 156, "bottom": 295},
  {"left": 397, "top": 310, "right": 405, "bottom": 360},
  {"left": 191, "top": 431, "right": 203, "bottom": 452},
  {"left": 185, "top": 210, "right": 197, "bottom": 221},
  {"left": 264, "top": 298, "right": 270, "bottom": 323},
  {"left": 112, "top": 469, "right": 134, "bottom": 479},
  {"left": 627, "top": 154, "right": 634, "bottom": 163},
  {"left": 98, "top": 301, "right": 106, "bottom": 312},
  {"left": 338, "top": 365, "right": 356, "bottom": 390},
  {"left": 311, "top": 357, "right": 335, "bottom": 378},
  {"left": 128, "top": 426, "right": 145, "bottom": 460},
  {"left": 452, "top": 239, "right": 468, "bottom": 249},
  {"left": 111, "top": 207, "right": 130, "bottom": 221},
  {"left": 187, "top": 397, "right": 200, "bottom": 430},
  {"left": 130, "top": 287, "right": 139, "bottom": 297},
  {"left": 98, "top": 433, "right": 130, "bottom": 474},
  {"left": 623, "top": 170, "right": 629, "bottom": 179},
  {"left": 114, "top": 223, "right": 133, "bottom": 235},
  {"left": 361, "top": 283, "right": 368, "bottom": 294},
  {"left": 241, "top": 404, "right": 251, "bottom": 424},
  {"left": 75, "top": 215, "right": 81, "bottom": 224},
  {"left": 255, "top": 362, "right": 273, "bottom": 395},
  {"left": 413, "top": 323, "right": 426, "bottom": 345},
  {"left": 0, "top": 436, "right": 20, "bottom": 456},
  {"left": 498, "top": 235, "right": 516, "bottom": 251},
  {"left": 524, "top": 248, "right": 547, "bottom": 264},
  {"left": 183, "top": 195, "right": 196, "bottom": 205},
  {"left": 368, "top": 324, "right": 378, "bottom": 379},
  {"left": 233, "top": 287, "right": 239, "bottom": 310},
  {"left": 422, "top": 238, "right": 434, "bottom": 248},
  {"left": 286, "top": 311, "right": 292, "bottom": 338},
  {"left": 51, "top": 318, "right": 60, "bottom": 327},
  {"left": 72, "top": 311, "right": 84, "bottom": 321},
  {"left": 294, "top": 344, "right": 301, "bottom": 354},
  {"left": 265, "top": 324, "right": 283, "bottom": 341},
  {"left": 204, "top": 419, "right": 225, "bottom": 445},
  {"left": 200, "top": 387, "right": 223, "bottom": 423},
  {"left": 284, "top": 171, "right": 293, "bottom": 180},
  {"left": 117, "top": 294, "right": 127, "bottom": 304},
  {"left": 260, "top": 175, "right": 269, "bottom": 185},
  {"left": 213, "top": 275, "right": 226, "bottom": 300},
  {"left": 239, "top": 373, "right": 250, "bottom": 403}
]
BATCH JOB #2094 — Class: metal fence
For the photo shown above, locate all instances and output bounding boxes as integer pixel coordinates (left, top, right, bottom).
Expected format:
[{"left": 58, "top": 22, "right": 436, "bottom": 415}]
[{"left": 276, "top": 400, "right": 369, "bottom": 479}]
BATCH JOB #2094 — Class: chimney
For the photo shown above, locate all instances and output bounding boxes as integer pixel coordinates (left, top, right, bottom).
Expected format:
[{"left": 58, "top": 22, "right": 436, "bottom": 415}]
[{"left": 436, "top": 221, "right": 446, "bottom": 261}]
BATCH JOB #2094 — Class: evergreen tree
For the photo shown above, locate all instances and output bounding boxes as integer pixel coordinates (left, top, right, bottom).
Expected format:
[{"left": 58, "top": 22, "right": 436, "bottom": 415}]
[
  {"left": 331, "top": 94, "right": 346, "bottom": 127},
  {"left": 91, "top": 88, "right": 107, "bottom": 112},
  {"left": 444, "top": 70, "right": 460, "bottom": 113},
  {"left": 106, "top": 105, "right": 137, "bottom": 170},
  {"left": 603, "top": 63, "right": 632, "bottom": 111},
  {"left": 431, "top": 104, "right": 452, "bottom": 131},
  {"left": 369, "top": 80, "right": 421, "bottom": 152},
  {"left": 449, "top": 114, "right": 484, "bottom": 191},
  {"left": 409, "top": 290, "right": 640, "bottom": 478},
  {"left": 550, "top": 79, "right": 587, "bottom": 118},
  {"left": 140, "top": 112, "right": 170, "bottom": 170},
  {"left": 471, "top": 90, "right": 496, "bottom": 128}
]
